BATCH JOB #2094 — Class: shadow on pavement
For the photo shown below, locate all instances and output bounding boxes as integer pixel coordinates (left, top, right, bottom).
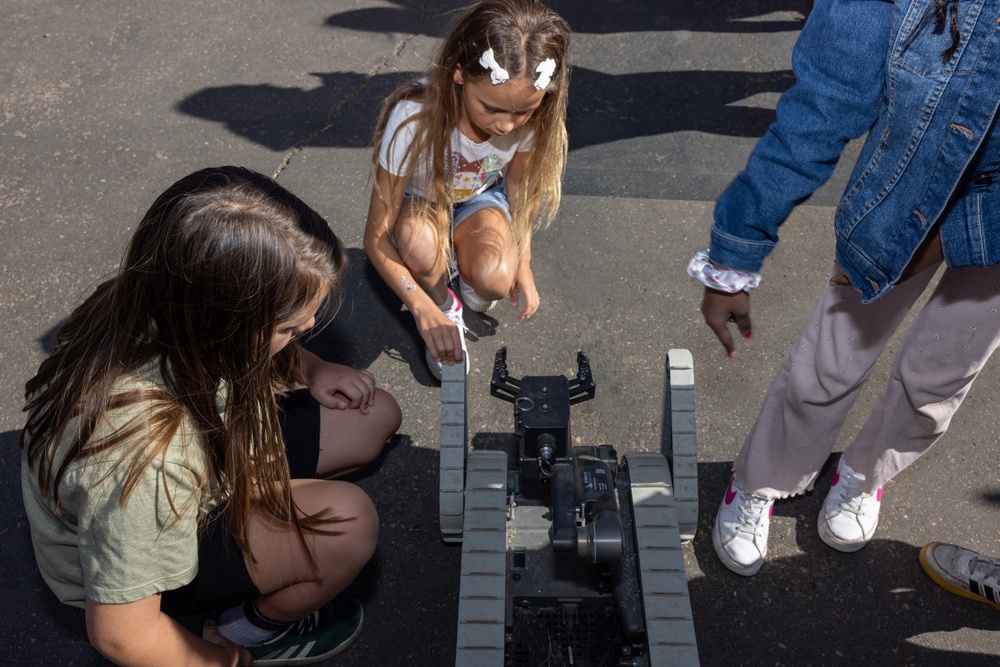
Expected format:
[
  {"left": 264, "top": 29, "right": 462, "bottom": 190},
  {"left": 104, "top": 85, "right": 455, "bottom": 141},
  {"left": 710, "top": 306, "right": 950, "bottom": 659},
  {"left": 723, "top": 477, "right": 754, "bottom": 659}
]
[
  {"left": 691, "top": 460, "right": 1000, "bottom": 666},
  {"left": 176, "top": 66, "right": 794, "bottom": 154},
  {"left": 304, "top": 247, "right": 430, "bottom": 381},
  {"left": 305, "top": 247, "right": 506, "bottom": 386},
  {"left": 325, "top": 0, "right": 813, "bottom": 36},
  {"left": 7, "top": 426, "right": 999, "bottom": 666}
]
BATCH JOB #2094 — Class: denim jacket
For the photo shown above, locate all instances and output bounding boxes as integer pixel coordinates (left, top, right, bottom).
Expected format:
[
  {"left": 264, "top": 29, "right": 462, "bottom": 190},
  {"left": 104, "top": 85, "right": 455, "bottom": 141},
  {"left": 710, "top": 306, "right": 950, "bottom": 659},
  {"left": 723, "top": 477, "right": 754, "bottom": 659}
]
[{"left": 708, "top": 0, "right": 1000, "bottom": 302}]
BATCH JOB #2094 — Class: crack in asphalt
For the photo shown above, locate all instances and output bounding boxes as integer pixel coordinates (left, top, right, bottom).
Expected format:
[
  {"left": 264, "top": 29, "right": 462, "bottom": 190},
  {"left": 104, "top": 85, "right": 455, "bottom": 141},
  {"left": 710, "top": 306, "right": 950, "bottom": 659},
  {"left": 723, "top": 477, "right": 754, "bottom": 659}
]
[{"left": 272, "top": 1, "right": 433, "bottom": 179}]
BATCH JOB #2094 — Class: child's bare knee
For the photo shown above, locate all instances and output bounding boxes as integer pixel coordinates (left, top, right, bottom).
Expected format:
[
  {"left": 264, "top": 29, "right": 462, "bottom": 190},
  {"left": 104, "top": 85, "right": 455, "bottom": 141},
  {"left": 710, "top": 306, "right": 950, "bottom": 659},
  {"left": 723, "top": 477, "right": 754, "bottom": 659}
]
[
  {"left": 344, "top": 389, "right": 400, "bottom": 470},
  {"left": 463, "top": 259, "right": 516, "bottom": 299},
  {"left": 329, "top": 485, "right": 379, "bottom": 561},
  {"left": 393, "top": 216, "right": 441, "bottom": 276},
  {"left": 373, "top": 388, "right": 402, "bottom": 437}
]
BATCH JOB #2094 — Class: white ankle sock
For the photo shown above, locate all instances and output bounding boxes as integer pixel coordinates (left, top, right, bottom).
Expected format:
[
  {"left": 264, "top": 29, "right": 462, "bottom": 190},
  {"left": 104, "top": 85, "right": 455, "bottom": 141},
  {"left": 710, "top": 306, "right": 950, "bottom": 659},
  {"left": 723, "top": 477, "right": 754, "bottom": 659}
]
[{"left": 216, "top": 602, "right": 283, "bottom": 647}]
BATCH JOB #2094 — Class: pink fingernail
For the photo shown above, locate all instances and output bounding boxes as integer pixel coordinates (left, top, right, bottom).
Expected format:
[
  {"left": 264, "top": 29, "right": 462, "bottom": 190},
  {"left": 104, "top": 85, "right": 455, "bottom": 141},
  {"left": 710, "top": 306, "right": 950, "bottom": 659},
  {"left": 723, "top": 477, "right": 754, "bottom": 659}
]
[{"left": 744, "top": 330, "right": 752, "bottom": 339}]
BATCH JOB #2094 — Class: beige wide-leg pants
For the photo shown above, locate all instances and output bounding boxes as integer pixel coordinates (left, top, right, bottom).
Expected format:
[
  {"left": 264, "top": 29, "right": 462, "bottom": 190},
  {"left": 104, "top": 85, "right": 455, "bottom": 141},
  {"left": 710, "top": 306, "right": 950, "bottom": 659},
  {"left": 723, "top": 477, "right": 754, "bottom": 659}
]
[{"left": 734, "top": 261, "right": 1000, "bottom": 499}]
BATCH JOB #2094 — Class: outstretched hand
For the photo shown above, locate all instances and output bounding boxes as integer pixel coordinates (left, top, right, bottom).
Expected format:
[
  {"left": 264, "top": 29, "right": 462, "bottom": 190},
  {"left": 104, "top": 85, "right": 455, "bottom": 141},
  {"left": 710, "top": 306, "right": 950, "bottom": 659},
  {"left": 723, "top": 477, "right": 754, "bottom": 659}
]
[{"left": 701, "top": 287, "right": 752, "bottom": 357}]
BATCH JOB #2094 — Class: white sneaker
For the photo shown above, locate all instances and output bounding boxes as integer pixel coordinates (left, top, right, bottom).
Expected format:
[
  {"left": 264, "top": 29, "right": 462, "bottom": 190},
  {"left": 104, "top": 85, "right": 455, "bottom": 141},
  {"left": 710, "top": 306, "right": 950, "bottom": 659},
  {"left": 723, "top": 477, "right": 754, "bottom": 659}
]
[
  {"left": 458, "top": 277, "right": 499, "bottom": 313},
  {"left": 425, "top": 288, "right": 469, "bottom": 381},
  {"left": 713, "top": 476, "right": 774, "bottom": 576},
  {"left": 818, "top": 456, "right": 882, "bottom": 553}
]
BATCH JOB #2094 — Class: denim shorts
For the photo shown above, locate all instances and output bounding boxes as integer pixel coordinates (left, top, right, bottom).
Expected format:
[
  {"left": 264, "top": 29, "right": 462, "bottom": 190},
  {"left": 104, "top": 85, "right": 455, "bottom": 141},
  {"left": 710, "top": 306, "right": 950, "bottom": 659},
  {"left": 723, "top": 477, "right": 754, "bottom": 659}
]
[
  {"left": 403, "top": 181, "right": 511, "bottom": 230},
  {"left": 452, "top": 181, "right": 511, "bottom": 230}
]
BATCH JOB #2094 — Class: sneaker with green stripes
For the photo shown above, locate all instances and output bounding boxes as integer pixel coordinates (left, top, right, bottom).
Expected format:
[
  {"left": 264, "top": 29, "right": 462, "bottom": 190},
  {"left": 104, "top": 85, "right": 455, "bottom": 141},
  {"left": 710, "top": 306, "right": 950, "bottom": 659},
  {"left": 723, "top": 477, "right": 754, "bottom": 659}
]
[{"left": 249, "top": 597, "right": 363, "bottom": 666}]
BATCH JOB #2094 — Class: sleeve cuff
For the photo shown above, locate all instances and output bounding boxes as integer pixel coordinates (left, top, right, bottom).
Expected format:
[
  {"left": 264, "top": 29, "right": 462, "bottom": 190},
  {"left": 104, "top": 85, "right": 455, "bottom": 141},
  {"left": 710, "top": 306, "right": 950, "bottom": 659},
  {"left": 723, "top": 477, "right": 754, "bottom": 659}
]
[{"left": 687, "top": 249, "right": 762, "bottom": 293}]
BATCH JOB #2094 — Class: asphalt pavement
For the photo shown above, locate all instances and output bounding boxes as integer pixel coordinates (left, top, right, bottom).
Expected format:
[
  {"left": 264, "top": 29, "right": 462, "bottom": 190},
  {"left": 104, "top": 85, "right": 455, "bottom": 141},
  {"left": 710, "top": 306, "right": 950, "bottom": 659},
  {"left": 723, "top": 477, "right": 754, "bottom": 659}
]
[{"left": 2, "top": 1, "right": 999, "bottom": 665}]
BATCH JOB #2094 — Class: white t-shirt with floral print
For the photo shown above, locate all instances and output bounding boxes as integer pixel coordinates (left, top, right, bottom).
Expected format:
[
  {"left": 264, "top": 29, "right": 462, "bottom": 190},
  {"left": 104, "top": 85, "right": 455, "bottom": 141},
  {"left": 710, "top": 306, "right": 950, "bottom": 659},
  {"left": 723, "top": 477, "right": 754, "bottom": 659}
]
[{"left": 378, "top": 99, "right": 533, "bottom": 204}]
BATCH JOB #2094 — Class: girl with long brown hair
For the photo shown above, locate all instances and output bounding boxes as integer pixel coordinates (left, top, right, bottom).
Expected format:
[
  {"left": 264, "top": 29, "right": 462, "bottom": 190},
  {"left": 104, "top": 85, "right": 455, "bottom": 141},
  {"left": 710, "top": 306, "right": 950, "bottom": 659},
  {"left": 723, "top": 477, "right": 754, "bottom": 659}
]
[{"left": 20, "top": 166, "right": 401, "bottom": 665}]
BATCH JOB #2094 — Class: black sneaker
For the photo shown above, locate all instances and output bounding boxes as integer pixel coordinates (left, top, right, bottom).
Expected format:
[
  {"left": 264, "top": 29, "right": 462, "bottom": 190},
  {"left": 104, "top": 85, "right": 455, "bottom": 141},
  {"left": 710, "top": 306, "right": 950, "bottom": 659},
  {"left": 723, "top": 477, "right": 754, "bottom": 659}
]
[{"left": 249, "top": 597, "right": 363, "bottom": 665}]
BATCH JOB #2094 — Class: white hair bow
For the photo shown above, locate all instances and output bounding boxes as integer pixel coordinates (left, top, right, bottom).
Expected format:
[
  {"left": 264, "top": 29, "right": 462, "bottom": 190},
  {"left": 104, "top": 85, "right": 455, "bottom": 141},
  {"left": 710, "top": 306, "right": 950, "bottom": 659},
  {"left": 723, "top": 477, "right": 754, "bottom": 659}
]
[
  {"left": 479, "top": 48, "right": 509, "bottom": 85},
  {"left": 534, "top": 58, "right": 556, "bottom": 90}
]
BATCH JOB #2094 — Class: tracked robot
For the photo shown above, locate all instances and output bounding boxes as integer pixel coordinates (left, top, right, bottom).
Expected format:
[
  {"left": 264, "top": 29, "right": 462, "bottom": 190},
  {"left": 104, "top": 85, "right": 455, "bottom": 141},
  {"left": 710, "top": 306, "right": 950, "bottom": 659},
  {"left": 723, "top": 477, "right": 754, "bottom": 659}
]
[{"left": 439, "top": 348, "right": 699, "bottom": 666}]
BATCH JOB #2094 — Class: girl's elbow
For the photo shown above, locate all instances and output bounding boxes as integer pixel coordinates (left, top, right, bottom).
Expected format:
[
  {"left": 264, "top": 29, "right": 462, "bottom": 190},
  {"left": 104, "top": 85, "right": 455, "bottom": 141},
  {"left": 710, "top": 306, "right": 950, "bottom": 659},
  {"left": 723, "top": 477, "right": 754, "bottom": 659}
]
[
  {"left": 86, "top": 603, "right": 154, "bottom": 665},
  {"left": 87, "top": 624, "right": 135, "bottom": 664},
  {"left": 362, "top": 232, "right": 380, "bottom": 261}
]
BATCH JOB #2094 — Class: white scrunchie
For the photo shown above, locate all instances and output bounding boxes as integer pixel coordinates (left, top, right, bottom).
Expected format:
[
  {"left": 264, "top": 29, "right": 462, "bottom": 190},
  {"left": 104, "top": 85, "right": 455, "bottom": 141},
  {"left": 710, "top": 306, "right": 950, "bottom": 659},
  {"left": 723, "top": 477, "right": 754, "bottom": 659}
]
[
  {"left": 687, "top": 248, "right": 761, "bottom": 293},
  {"left": 479, "top": 48, "right": 509, "bottom": 85},
  {"left": 534, "top": 58, "right": 556, "bottom": 90}
]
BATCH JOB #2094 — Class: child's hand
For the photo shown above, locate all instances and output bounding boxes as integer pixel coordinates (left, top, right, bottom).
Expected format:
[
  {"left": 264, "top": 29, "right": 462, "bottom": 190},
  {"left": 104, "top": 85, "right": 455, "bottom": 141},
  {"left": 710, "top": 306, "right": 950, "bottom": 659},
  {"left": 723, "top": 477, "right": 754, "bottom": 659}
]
[
  {"left": 203, "top": 619, "right": 253, "bottom": 666},
  {"left": 307, "top": 361, "right": 377, "bottom": 414},
  {"left": 829, "top": 273, "right": 853, "bottom": 287},
  {"left": 417, "top": 307, "right": 465, "bottom": 366},
  {"left": 701, "top": 287, "right": 752, "bottom": 357},
  {"left": 511, "top": 261, "right": 540, "bottom": 319}
]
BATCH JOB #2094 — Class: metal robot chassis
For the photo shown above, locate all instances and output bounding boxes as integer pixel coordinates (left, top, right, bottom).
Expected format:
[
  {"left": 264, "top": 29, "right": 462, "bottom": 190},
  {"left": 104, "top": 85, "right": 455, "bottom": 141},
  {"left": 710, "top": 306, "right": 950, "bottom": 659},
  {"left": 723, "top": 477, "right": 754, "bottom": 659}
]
[{"left": 439, "top": 348, "right": 699, "bottom": 666}]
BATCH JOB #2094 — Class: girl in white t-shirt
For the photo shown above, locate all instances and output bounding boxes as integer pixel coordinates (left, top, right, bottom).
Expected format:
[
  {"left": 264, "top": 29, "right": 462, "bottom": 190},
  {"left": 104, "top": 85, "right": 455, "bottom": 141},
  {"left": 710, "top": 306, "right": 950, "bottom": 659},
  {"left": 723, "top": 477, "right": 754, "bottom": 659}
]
[
  {"left": 20, "top": 167, "right": 401, "bottom": 666},
  {"left": 363, "top": 0, "right": 571, "bottom": 379}
]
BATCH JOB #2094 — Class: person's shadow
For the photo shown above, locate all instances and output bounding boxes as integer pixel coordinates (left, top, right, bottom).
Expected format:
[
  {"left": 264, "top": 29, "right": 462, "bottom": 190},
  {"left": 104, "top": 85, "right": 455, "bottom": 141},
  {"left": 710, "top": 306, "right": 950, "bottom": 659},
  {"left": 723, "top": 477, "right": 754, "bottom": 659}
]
[
  {"left": 303, "top": 247, "right": 499, "bottom": 387},
  {"left": 690, "top": 459, "right": 1000, "bottom": 666},
  {"left": 176, "top": 66, "right": 795, "bottom": 154},
  {"left": 324, "top": 0, "right": 813, "bottom": 36},
  {"left": 174, "top": 0, "right": 804, "bottom": 202}
]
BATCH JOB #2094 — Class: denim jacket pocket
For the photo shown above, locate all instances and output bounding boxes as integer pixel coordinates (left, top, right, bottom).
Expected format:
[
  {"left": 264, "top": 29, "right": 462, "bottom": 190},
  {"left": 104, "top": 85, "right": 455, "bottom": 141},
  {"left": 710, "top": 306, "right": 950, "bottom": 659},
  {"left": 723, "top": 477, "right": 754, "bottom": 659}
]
[
  {"left": 974, "top": 186, "right": 999, "bottom": 265},
  {"left": 893, "top": 0, "right": 981, "bottom": 76},
  {"left": 939, "top": 175, "right": 1000, "bottom": 267}
]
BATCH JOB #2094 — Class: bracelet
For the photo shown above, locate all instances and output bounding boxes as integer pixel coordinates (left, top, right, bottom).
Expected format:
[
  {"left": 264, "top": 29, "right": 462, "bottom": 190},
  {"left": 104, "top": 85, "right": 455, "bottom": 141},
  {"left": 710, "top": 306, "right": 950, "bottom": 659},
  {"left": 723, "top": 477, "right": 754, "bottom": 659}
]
[{"left": 686, "top": 248, "right": 761, "bottom": 293}]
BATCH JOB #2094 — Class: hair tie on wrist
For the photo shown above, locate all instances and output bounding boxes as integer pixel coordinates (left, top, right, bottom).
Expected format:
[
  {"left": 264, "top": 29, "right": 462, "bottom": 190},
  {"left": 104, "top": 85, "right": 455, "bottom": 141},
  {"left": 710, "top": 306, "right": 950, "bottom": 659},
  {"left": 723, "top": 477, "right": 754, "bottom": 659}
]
[{"left": 687, "top": 248, "right": 761, "bottom": 293}]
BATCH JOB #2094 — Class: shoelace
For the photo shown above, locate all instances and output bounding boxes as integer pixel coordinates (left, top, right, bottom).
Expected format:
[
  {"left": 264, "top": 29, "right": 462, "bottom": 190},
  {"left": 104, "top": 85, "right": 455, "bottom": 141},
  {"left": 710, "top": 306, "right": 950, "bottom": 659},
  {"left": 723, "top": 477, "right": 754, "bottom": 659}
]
[
  {"left": 836, "top": 470, "right": 873, "bottom": 516},
  {"left": 969, "top": 555, "right": 1000, "bottom": 586},
  {"left": 737, "top": 495, "right": 771, "bottom": 537},
  {"left": 443, "top": 303, "right": 468, "bottom": 332}
]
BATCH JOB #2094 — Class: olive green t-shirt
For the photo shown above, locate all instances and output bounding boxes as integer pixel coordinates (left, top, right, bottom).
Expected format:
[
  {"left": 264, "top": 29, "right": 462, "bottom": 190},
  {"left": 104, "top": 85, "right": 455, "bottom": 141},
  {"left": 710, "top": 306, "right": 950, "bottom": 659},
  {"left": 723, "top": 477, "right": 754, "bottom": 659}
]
[{"left": 21, "top": 363, "right": 220, "bottom": 608}]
